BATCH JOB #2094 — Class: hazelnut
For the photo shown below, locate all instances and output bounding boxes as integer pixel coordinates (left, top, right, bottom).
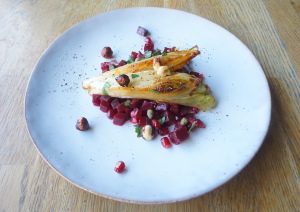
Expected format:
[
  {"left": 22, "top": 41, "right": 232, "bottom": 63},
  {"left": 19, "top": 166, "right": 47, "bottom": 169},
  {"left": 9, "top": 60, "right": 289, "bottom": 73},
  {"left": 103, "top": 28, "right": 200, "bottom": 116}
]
[
  {"left": 147, "top": 109, "right": 154, "bottom": 119},
  {"left": 76, "top": 117, "right": 89, "bottom": 131},
  {"left": 101, "top": 47, "right": 113, "bottom": 59},
  {"left": 142, "top": 125, "right": 154, "bottom": 140},
  {"left": 180, "top": 117, "right": 188, "bottom": 126},
  {"left": 115, "top": 74, "right": 130, "bottom": 87}
]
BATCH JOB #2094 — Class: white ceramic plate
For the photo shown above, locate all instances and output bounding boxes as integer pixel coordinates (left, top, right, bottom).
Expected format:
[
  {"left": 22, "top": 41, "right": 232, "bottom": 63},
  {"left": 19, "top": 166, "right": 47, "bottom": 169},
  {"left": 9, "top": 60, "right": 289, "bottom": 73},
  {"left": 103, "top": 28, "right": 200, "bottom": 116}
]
[{"left": 25, "top": 7, "right": 271, "bottom": 203}]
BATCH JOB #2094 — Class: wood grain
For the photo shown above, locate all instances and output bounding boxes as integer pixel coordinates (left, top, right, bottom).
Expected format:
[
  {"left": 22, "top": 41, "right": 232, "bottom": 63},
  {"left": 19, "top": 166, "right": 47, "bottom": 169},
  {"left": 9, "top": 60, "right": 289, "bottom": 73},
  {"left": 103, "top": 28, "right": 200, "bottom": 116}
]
[{"left": 0, "top": 0, "right": 299, "bottom": 211}]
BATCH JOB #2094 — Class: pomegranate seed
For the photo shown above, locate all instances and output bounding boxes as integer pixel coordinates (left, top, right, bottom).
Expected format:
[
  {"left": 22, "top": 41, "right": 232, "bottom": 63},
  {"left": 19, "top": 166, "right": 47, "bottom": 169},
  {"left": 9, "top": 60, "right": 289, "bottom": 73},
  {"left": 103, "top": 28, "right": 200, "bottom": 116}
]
[
  {"left": 152, "top": 119, "right": 161, "bottom": 129},
  {"left": 192, "top": 107, "right": 200, "bottom": 114},
  {"left": 161, "top": 137, "right": 171, "bottom": 148},
  {"left": 114, "top": 161, "right": 125, "bottom": 173}
]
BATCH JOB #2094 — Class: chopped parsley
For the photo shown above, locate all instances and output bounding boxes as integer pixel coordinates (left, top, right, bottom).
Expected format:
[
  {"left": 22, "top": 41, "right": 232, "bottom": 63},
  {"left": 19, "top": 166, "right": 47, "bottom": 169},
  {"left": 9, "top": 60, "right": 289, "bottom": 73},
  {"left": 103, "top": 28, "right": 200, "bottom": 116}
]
[
  {"left": 134, "top": 125, "right": 142, "bottom": 137},
  {"left": 158, "top": 117, "right": 166, "bottom": 124},
  {"left": 144, "top": 51, "right": 152, "bottom": 58},
  {"left": 162, "top": 52, "right": 167, "bottom": 56},
  {"left": 102, "top": 82, "right": 111, "bottom": 96},
  {"left": 131, "top": 74, "right": 139, "bottom": 79},
  {"left": 127, "top": 56, "right": 134, "bottom": 64},
  {"left": 125, "top": 100, "right": 131, "bottom": 106},
  {"left": 189, "top": 121, "right": 196, "bottom": 133},
  {"left": 109, "top": 65, "right": 115, "bottom": 70},
  {"left": 149, "top": 89, "right": 160, "bottom": 94}
]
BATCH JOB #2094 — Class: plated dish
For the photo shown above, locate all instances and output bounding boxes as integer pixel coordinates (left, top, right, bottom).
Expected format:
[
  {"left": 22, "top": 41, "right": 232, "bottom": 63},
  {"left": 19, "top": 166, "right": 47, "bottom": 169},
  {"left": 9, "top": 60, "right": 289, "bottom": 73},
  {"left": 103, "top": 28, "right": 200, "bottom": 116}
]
[{"left": 25, "top": 7, "right": 271, "bottom": 203}]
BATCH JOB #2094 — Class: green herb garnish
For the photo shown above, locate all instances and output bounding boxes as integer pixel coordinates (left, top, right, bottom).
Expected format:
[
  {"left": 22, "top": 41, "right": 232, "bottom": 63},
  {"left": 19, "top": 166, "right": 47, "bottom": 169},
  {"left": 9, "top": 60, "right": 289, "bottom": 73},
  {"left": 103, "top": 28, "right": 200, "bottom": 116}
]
[
  {"left": 144, "top": 51, "right": 152, "bottom": 58},
  {"left": 131, "top": 74, "right": 139, "bottom": 79},
  {"left": 109, "top": 65, "right": 115, "bottom": 70},
  {"left": 152, "top": 51, "right": 161, "bottom": 56},
  {"left": 127, "top": 56, "right": 134, "bottom": 64},
  {"left": 149, "top": 89, "right": 160, "bottom": 94},
  {"left": 102, "top": 82, "right": 111, "bottom": 96},
  {"left": 158, "top": 117, "right": 166, "bottom": 124},
  {"left": 134, "top": 125, "right": 143, "bottom": 137},
  {"left": 125, "top": 100, "right": 131, "bottom": 106},
  {"left": 162, "top": 52, "right": 167, "bottom": 56},
  {"left": 189, "top": 121, "right": 196, "bottom": 133}
]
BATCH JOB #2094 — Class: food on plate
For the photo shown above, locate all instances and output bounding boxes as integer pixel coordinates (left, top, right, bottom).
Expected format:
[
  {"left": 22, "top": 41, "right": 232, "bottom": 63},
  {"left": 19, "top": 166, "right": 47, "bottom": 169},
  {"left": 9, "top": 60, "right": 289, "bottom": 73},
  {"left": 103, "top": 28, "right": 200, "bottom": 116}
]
[
  {"left": 82, "top": 46, "right": 215, "bottom": 111},
  {"left": 81, "top": 30, "right": 215, "bottom": 145}
]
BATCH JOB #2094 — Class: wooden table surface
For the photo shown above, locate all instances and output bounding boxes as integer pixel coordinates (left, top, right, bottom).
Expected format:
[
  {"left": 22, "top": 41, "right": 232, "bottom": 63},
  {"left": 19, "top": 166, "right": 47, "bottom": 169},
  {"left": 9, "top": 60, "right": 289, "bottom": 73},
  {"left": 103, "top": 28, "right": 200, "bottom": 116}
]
[{"left": 1, "top": 0, "right": 299, "bottom": 211}]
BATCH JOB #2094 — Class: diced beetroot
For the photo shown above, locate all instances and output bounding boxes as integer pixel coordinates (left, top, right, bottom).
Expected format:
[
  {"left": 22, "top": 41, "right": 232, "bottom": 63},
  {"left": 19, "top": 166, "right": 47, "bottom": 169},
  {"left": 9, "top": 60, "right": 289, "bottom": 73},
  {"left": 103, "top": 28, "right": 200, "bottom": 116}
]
[
  {"left": 155, "top": 102, "right": 169, "bottom": 111},
  {"left": 129, "top": 99, "right": 142, "bottom": 108},
  {"left": 169, "top": 104, "right": 179, "bottom": 114},
  {"left": 116, "top": 102, "right": 131, "bottom": 113},
  {"left": 174, "top": 121, "right": 185, "bottom": 131},
  {"left": 152, "top": 119, "right": 161, "bottom": 129},
  {"left": 192, "top": 107, "right": 200, "bottom": 114},
  {"left": 153, "top": 111, "right": 164, "bottom": 120},
  {"left": 144, "top": 37, "right": 154, "bottom": 52},
  {"left": 144, "top": 43, "right": 154, "bottom": 52},
  {"left": 179, "top": 106, "right": 189, "bottom": 116},
  {"left": 190, "top": 71, "right": 200, "bottom": 78},
  {"left": 144, "top": 37, "right": 153, "bottom": 45},
  {"left": 107, "top": 108, "right": 118, "bottom": 120},
  {"left": 116, "top": 60, "right": 127, "bottom": 68},
  {"left": 113, "top": 113, "right": 129, "bottom": 126},
  {"left": 130, "top": 108, "right": 142, "bottom": 119},
  {"left": 138, "top": 116, "right": 151, "bottom": 127},
  {"left": 92, "top": 94, "right": 102, "bottom": 106},
  {"left": 140, "top": 101, "right": 154, "bottom": 112},
  {"left": 100, "top": 95, "right": 113, "bottom": 103},
  {"left": 169, "top": 127, "right": 189, "bottom": 145},
  {"left": 100, "top": 100, "right": 111, "bottom": 113},
  {"left": 136, "top": 51, "right": 145, "bottom": 60},
  {"left": 131, "top": 52, "right": 138, "bottom": 61},
  {"left": 101, "top": 64, "right": 109, "bottom": 72},
  {"left": 164, "top": 111, "right": 176, "bottom": 125},
  {"left": 158, "top": 126, "right": 170, "bottom": 136},
  {"left": 137, "top": 26, "right": 148, "bottom": 37},
  {"left": 111, "top": 98, "right": 120, "bottom": 109},
  {"left": 199, "top": 74, "right": 204, "bottom": 80}
]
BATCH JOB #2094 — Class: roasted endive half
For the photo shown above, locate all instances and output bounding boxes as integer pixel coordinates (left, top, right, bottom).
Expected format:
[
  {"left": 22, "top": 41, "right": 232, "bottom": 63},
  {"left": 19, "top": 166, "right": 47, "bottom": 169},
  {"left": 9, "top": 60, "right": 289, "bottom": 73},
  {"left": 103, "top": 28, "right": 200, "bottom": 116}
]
[{"left": 82, "top": 46, "right": 216, "bottom": 111}]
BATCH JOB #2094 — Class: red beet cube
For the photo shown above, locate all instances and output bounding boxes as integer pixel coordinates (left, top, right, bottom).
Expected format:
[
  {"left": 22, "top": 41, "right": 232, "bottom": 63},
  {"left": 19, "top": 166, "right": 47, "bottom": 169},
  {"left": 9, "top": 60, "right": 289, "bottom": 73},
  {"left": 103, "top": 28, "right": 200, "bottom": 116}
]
[
  {"left": 116, "top": 60, "right": 127, "bottom": 68},
  {"left": 141, "top": 101, "right": 154, "bottom": 112},
  {"left": 92, "top": 94, "right": 102, "bottom": 106},
  {"left": 116, "top": 102, "right": 130, "bottom": 113},
  {"left": 155, "top": 102, "right": 169, "bottom": 111},
  {"left": 158, "top": 126, "right": 170, "bottom": 136},
  {"left": 100, "top": 95, "right": 113, "bottom": 104},
  {"left": 101, "top": 63, "right": 109, "bottom": 72},
  {"left": 131, "top": 52, "right": 138, "bottom": 61},
  {"left": 169, "top": 104, "right": 179, "bottom": 114},
  {"left": 136, "top": 51, "right": 145, "bottom": 60},
  {"left": 144, "top": 43, "right": 154, "bottom": 52},
  {"left": 110, "top": 98, "right": 120, "bottom": 109},
  {"left": 107, "top": 108, "right": 118, "bottom": 120},
  {"left": 113, "top": 113, "right": 129, "bottom": 126},
  {"left": 174, "top": 121, "right": 185, "bottom": 131},
  {"left": 169, "top": 127, "right": 189, "bottom": 145},
  {"left": 130, "top": 108, "right": 142, "bottom": 119},
  {"left": 137, "top": 26, "right": 148, "bottom": 37},
  {"left": 100, "top": 100, "right": 111, "bottom": 113},
  {"left": 129, "top": 98, "right": 142, "bottom": 108},
  {"left": 138, "top": 116, "right": 151, "bottom": 127},
  {"left": 179, "top": 106, "right": 188, "bottom": 116},
  {"left": 164, "top": 111, "right": 176, "bottom": 125}
]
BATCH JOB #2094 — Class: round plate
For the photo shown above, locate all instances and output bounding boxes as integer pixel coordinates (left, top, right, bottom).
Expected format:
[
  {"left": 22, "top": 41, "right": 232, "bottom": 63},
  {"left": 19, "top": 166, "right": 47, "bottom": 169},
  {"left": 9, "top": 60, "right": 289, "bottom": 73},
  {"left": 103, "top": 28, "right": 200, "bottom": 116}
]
[{"left": 25, "top": 7, "right": 271, "bottom": 203}]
